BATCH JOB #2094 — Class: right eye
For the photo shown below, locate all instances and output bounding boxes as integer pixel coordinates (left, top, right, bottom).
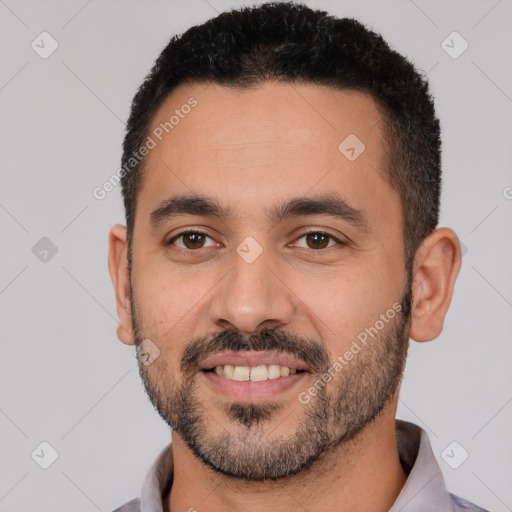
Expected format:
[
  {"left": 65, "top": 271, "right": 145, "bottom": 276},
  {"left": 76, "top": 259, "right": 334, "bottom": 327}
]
[{"left": 167, "top": 230, "right": 218, "bottom": 250}]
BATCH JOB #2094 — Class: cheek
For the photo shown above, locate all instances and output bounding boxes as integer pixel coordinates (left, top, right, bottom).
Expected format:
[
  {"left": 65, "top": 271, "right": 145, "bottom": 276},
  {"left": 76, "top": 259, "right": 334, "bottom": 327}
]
[
  {"left": 292, "top": 266, "right": 399, "bottom": 355},
  {"left": 136, "top": 258, "right": 203, "bottom": 317},
  {"left": 132, "top": 272, "right": 198, "bottom": 358}
]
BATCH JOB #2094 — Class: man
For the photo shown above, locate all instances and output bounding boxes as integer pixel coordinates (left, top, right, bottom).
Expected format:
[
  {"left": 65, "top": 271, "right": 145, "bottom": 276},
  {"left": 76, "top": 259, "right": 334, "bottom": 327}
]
[{"left": 108, "top": 2, "right": 489, "bottom": 511}]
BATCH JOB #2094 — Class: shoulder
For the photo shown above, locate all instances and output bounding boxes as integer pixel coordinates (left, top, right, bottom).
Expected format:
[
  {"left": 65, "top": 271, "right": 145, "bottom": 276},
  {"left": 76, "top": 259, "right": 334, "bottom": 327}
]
[
  {"left": 450, "top": 493, "right": 490, "bottom": 512},
  {"left": 111, "top": 497, "right": 140, "bottom": 512}
]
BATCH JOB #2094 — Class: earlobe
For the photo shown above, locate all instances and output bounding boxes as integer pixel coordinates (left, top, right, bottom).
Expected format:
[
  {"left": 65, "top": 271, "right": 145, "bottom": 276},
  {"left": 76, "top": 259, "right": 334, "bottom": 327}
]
[
  {"left": 409, "top": 228, "right": 462, "bottom": 343},
  {"left": 108, "top": 224, "right": 136, "bottom": 345}
]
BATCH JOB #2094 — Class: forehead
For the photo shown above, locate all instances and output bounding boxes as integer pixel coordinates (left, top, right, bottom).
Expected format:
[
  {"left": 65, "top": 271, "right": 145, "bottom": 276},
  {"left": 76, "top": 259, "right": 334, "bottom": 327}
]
[
  {"left": 137, "top": 81, "right": 395, "bottom": 227},
  {"left": 146, "top": 81, "right": 385, "bottom": 159}
]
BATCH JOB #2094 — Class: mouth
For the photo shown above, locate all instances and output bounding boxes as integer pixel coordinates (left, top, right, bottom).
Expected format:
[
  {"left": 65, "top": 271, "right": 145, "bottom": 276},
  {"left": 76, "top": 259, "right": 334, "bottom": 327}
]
[
  {"left": 203, "top": 364, "right": 306, "bottom": 380},
  {"left": 199, "top": 351, "right": 309, "bottom": 402}
]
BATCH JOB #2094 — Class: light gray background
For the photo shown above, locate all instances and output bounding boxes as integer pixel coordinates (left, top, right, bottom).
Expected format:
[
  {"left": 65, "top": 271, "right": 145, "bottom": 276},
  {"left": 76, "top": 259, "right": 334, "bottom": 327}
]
[{"left": 0, "top": 0, "right": 511, "bottom": 511}]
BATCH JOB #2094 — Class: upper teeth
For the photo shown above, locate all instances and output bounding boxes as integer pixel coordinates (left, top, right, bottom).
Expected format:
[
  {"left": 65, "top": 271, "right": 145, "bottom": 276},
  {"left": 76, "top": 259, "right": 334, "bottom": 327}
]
[{"left": 213, "top": 364, "right": 298, "bottom": 381}]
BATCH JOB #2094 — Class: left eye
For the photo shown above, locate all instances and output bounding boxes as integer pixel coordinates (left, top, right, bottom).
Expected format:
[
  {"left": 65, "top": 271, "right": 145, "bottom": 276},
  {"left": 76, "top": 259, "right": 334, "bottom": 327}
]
[{"left": 293, "top": 232, "right": 341, "bottom": 250}]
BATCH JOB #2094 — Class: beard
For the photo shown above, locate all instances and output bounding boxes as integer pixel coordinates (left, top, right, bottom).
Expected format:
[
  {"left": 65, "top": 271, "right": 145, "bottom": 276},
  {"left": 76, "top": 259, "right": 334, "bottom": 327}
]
[{"left": 130, "top": 279, "right": 412, "bottom": 482}]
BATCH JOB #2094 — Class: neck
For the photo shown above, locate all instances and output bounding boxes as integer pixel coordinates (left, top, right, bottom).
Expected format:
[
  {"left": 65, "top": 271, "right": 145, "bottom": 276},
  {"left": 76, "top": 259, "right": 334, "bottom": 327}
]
[{"left": 165, "top": 413, "right": 407, "bottom": 512}]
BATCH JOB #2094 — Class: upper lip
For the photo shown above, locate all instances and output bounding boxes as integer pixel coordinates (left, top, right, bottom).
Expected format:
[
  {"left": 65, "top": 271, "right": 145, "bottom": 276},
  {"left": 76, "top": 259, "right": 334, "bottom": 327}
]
[{"left": 200, "top": 350, "right": 309, "bottom": 372}]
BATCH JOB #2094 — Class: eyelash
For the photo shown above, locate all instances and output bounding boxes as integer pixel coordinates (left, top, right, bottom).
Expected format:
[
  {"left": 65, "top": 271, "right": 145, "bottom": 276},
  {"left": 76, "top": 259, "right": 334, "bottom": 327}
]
[{"left": 166, "top": 229, "right": 346, "bottom": 251}]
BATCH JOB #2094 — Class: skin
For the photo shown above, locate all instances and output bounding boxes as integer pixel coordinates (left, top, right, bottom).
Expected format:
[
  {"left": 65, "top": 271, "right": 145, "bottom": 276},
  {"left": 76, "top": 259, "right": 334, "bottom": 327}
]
[{"left": 108, "top": 82, "right": 462, "bottom": 512}]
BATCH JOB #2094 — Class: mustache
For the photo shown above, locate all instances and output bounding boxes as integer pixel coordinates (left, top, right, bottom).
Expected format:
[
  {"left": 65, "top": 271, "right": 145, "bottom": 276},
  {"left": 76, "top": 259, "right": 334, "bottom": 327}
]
[{"left": 181, "top": 327, "right": 331, "bottom": 375}]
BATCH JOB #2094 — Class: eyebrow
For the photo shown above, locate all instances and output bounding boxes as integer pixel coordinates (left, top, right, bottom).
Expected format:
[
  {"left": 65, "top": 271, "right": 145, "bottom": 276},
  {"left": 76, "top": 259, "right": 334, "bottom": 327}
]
[{"left": 149, "top": 193, "right": 370, "bottom": 232}]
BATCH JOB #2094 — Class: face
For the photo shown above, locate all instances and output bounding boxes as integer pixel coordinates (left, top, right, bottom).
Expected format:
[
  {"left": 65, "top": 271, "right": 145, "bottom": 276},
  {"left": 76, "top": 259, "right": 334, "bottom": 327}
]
[{"left": 128, "top": 82, "right": 412, "bottom": 480}]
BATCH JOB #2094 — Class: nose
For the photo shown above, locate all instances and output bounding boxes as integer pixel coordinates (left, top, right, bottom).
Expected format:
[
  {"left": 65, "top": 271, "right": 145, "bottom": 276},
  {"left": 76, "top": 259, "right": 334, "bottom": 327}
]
[{"left": 208, "top": 250, "right": 295, "bottom": 335}]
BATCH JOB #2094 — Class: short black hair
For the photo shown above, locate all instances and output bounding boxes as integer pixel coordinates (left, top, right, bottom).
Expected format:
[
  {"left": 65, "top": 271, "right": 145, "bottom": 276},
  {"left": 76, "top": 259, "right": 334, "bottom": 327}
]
[{"left": 121, "top": 1, "right": 441, "bottom": 274}]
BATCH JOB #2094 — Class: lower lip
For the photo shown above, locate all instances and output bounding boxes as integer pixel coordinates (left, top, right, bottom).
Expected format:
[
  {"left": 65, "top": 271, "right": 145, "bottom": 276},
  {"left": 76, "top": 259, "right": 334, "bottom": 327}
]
[{"left": 201, "top": 371, "right": 307, "bottom": 401}]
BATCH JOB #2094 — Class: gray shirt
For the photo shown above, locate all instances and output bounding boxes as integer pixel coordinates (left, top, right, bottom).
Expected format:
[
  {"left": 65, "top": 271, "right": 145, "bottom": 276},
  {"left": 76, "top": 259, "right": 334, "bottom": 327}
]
[{"left": 112, "top": 420, "right": 489, "bottom": 512}]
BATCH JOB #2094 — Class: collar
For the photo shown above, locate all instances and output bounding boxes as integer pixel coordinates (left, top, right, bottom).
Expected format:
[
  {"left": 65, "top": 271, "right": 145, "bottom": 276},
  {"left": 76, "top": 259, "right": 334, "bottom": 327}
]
[{"left": 138, "top": 420, "right": 455, "bottom": 512}]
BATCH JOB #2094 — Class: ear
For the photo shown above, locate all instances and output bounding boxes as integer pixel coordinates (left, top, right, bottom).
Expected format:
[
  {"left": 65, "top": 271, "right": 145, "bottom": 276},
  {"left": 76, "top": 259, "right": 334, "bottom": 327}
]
[
  {"left": 409, "top": 227, "right": 462, "bottom": 342},
  {"left": 108, "top": 224, "right": 135, "bottom": 345}
]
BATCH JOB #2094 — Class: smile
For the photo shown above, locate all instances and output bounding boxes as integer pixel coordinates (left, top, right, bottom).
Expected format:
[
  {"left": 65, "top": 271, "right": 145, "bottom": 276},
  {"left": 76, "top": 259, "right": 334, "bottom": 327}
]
[
  {"left": 204, "top": 364, "right": 305, "bottom": 381},
  {"left": 199, "top": 350, "right": 310, "bottom": 401}
]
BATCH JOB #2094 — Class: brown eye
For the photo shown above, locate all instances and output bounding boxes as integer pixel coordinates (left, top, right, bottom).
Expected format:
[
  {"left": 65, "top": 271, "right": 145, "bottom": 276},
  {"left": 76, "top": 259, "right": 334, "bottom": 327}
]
[
  {"left": 305, "top": 233, "right": 330, "bottom": 249},
  {"left": 169, "top": 231, "right": 216, "bottom": 250},
  {"left": 182, "top": 233, "right": 206, "bottom": 249},
  {"left": 294, "top": 232, "right": 343, "bottom": 250}
]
